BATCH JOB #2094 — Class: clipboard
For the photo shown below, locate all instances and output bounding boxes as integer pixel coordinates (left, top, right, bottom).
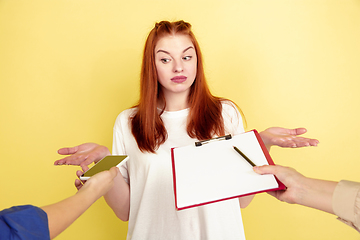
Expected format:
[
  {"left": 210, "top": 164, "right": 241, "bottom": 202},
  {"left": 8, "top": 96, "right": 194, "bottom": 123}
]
[{"left": 171, "top": 129, "right": 286, "bottom": 210}]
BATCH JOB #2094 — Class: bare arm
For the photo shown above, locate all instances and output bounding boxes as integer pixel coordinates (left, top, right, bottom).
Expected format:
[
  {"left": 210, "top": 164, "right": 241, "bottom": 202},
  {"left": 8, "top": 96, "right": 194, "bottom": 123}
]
[
  {"left": 238, "top": 127, "right": 319, "bottom": 208},
  {"left": 74, "top": 164, "right": 131, "bottom": 222},
  {"left": 41, "top": 167, "right": 119, "bottom": 239},
  {"left": 103, "top": 174, "right": 131, "bottom": 221},
  {"left": 253, "top": 165, "right": 337, "bottom": 214}
]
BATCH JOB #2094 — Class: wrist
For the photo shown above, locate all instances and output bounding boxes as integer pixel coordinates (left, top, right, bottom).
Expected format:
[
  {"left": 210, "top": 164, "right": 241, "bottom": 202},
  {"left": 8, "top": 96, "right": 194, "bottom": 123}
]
[
  {"left": 292, "top": 177, "right": 312, "bottom": 206},
  {"left": 292, "top": 177, "right": 336, "bottom": 214},
  {"left": 259, "top": 131, "right": 272, "bottom": 150},
  {"left": 78, "top": 181, "right": 104, "bottom": 203}
]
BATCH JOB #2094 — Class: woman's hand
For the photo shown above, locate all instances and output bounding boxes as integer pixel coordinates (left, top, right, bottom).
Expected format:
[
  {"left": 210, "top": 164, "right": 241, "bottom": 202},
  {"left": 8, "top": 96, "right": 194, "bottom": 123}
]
[
  {"left": 253, "top": 164, "right": 337, "bottom": 214},
  {"left": 253, "top": 165, "right": 305, "bottom": 204},
  {"left": 54, "top": 143, "right": 110, "bottom": 168},
  {"left": 77, "top": 166, "right": 120, "bottom": 197},
  {"left": 259, "top": 127, "right": 319, "bottom": 150},
  {"left": 74, "top": 165, "right": 89, "bottom": 191}
]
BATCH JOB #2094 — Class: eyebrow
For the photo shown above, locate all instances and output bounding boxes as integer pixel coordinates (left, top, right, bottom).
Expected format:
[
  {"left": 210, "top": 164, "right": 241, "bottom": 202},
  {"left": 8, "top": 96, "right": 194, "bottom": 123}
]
[{"left": 156, "top": 46, "right": 194, "bottom": 54}]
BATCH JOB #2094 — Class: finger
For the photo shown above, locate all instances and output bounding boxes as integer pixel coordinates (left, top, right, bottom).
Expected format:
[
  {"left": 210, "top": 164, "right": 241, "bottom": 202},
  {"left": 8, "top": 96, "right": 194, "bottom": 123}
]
[
  {"left": 253, "top": 165, "right": 276, "bottom": 174},
  {"left": 278, "top": 137, "right": 318, "bottom": 148},
  {"left": 54, "top": 156, "right": 73, "bottom": 165},
  {"left": 54, "top": 159, "right": 78, "bottom": 166},
  {"left": 62, "top": 155, "right": 90, "bottom": 166},
  {"left": 79, "top": 155, "right": 99, "bottom": 168},
  {"left": 57, "top": 146, "right": 79, "bottom": 155},
  {"left": 54, "top": 158, "right": 71, "bottom": 165},
  {"left": 273, "top": 139, "right": 297, "bottom": 148},
  {"left": 76, "top": 170, "right": 84, "bottom": 178},
  {"left": 75, "top": 179, "right": 83, "bottom": 191},
  {"left": 76, "top": 170, "right": 87, "bottom": 185},
  {"left": 54, "top": 154, "right": 85, "bottom": 165},
  {"left": 292, "top": 138, "right": 311, "bottom": 147},
  {"left": 283, "top": 141, "right": 297, "bottom": 148},
  {"left": 54, "top": 159, "right": 63, "bottom": 165},
  {"left": 108, "top": 167, "right": 120, "bottom": 178},
  {"left": 81, "top": 165, "right": 90, "bottom": 172},
  {"left": 292, "top": 137, "right": 319, "bottom": 147},
  {"left": 309, "top": 139, "right": 319, "bottom": 146},
  {"left": 291, "top": 128, "right": 307, "bottom": 136}
]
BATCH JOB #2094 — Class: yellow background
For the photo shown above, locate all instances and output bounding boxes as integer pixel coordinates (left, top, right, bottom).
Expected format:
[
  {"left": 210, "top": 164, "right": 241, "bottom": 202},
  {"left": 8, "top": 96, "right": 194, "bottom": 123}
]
[{"left": 1, "top": 0, "right": 359, "bottom": 239}]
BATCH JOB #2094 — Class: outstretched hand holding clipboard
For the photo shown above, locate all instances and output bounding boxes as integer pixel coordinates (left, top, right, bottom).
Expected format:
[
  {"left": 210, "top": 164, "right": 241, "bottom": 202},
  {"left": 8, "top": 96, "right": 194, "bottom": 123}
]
[{"left": 171, "top": 130, "right": 285, "bottom": 210}]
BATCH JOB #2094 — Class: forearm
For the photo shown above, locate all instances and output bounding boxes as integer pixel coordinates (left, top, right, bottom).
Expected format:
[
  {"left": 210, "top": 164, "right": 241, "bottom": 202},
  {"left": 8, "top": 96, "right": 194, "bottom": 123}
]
[
  {"left": 238, "top": 194, "right": 255, "bottom": 208},
  {"left": 294, "top": 177, "right": 337, "bottom": 214},
  {"left": 41, "top": 191, "right": 98, "bottom": 239},
  {"left": 104, "top": 175, "right": 130, "bottom": 221}
]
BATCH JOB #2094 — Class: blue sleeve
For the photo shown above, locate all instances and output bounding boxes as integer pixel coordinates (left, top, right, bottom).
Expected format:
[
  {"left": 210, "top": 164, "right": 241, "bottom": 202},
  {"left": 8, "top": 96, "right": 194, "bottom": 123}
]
[{"left": 0, "top": 205, "right": 50, "bottom": 240}]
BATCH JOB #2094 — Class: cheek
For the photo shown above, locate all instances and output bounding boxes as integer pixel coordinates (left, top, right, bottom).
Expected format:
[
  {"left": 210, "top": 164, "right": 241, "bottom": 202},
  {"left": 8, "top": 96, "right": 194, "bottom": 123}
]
[
  {"left": 155, "top": 63, "right": 164, "bottom": 78},
  {"left": 155, "top": 65, "right": 169, "bottom": 85},
  {"left": 157, "top": 68, "right": 166, "bottom": 79},
  {"left": 191, "top": 63, "right": 197, "bottom": 77},
  {"left": 190, "top": 57, "right": 198, "bottom": 75}
]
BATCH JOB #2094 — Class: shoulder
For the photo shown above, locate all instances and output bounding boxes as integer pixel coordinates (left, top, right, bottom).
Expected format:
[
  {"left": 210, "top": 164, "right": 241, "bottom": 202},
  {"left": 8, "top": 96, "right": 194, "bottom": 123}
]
[
  {"left": 220, "top": 99, "right": 245, "bottom": 134},
  {"left": 0, "top": 205, "right": 49, "bottom": 238},
  {"left": 221, "top": 100, "right": 240, "bottom": 115},
  {"left": 114, "top": 107, "right": 138, "bottom": 130},
  {"left": 0, "top": 205, "right": 46, "bottom": 217},
  {"left": 118, "top": 107, "right": 137, "bottom": 118},
  {"left": 115, "top": 108, "right": 137, "bottom": 122}
]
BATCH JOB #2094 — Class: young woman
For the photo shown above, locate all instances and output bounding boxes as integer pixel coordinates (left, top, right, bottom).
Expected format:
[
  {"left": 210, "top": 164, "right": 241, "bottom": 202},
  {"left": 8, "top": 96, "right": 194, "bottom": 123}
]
[{"left": 55, "top": 20, "right": 319, "bottom": 239}]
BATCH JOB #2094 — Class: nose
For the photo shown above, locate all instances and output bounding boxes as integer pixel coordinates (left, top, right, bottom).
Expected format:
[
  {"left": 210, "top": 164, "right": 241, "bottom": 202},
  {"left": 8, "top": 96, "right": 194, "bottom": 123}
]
[{"left": 173, "top": 60, "right": 183, "bottom": 73}]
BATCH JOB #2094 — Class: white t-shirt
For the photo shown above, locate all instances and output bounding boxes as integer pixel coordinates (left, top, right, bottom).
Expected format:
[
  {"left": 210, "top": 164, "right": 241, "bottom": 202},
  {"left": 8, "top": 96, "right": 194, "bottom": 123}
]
[{"left": 113, "top": 101, "right": 246, "bottom": 240}]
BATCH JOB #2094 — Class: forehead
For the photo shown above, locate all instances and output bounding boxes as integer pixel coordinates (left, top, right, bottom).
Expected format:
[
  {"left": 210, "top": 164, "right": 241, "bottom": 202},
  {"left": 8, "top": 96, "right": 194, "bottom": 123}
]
[{"left": 155, "top": 34, "right": 194, "bottom": 53}]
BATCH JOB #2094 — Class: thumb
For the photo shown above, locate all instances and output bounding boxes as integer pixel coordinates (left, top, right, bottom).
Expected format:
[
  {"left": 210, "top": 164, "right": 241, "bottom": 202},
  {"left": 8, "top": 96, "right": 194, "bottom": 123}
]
[
  {"left": 253, "top": 165, "right": 275, "bottom": 174},
  {"left": 292, "top": 128, "right": 307, "bottom": 136},
  {"left": 58, "top": 146, "right": 79, "bottom": 155},
  {"left": 109, "top": 167, "right": 120, "bottom": 179}
]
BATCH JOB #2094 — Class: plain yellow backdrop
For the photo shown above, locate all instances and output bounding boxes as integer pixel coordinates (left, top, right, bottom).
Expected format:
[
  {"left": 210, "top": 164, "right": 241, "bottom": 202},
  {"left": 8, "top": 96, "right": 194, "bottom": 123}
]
[{"left": 1, "top": 0, "right": 359, "bottom": 239}]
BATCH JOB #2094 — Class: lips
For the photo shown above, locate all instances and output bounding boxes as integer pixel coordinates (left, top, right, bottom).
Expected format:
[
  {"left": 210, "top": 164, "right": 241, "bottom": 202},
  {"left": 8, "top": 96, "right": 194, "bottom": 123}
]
[{"left": 171, "top": 76, "right": 187, "bottom": 83}]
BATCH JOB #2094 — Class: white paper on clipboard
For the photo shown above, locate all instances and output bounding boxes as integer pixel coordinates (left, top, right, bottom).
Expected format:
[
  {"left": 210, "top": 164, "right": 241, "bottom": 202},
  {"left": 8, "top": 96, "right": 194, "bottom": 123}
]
[{"left": 171, "top": 130, "right": 285, "bottom": 210}]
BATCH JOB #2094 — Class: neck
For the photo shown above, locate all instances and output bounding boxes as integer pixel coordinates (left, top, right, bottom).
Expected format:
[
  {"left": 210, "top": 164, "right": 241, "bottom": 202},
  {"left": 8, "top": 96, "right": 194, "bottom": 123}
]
[{"left": 159, "top": 91, "right": 190, "bottom": 111}]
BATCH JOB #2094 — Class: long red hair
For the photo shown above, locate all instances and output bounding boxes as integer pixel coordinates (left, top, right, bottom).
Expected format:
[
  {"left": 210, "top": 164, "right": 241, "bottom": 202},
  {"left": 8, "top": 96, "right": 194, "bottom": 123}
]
[{"left": 131, "top": 20, "right": 235, "bottom": 153}]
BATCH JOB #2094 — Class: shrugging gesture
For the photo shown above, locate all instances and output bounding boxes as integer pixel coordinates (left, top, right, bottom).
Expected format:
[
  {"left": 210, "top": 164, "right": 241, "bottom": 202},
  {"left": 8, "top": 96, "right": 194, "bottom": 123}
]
[
  {"left": 259, "top": 127, "right": 319, "bottom": 150},
  {"left": 54, "top": 127, "right": 318, "bottom": 168},
  {"left": 54, "top": 143, "right": 110, "bottom": 167}
]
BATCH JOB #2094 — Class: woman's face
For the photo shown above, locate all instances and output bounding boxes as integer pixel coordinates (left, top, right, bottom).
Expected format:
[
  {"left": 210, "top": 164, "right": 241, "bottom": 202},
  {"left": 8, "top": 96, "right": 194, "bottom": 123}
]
[{"left": 154, "top": 34, "right": 197, "bottom": 99}]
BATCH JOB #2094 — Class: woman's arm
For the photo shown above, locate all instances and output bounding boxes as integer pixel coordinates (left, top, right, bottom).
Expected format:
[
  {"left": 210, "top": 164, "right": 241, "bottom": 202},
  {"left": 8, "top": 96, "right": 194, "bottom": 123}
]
[
  {"left": 74, "top": 165, "right": 131, "bottom": 222},
  {"left": 103, "top": 175, "right": 131, "bottom": 221},
  {"left": 253, "top": 165, "right": 336, "bottom": 214},
  {"left": 237, "top": 127, "right": 318, "bottom": 208},
  {"left": 41, "top": 167, "right": 119, "bottom": 239}
]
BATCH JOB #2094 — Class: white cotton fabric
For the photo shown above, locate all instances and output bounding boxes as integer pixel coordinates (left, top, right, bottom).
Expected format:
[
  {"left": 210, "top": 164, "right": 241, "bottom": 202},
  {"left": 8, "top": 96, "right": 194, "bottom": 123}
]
[{"left": 113, "top": 101, "right": 246, "bottom": 240}]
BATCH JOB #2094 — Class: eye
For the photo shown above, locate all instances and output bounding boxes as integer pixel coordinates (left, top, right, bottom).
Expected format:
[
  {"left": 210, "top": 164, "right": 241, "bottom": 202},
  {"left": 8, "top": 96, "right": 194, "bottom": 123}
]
[
  {"left": 161, "top": 58, "right": 171, "bottom": 63},
  {"left": 183, "top": 56, "right": 192, "bottom": 61}
]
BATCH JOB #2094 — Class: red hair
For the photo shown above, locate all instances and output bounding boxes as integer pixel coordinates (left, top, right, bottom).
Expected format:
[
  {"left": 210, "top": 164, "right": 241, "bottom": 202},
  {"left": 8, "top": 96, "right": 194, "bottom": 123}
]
[{"left": 131, "top": 20, "right": 238, "bottom": 153}]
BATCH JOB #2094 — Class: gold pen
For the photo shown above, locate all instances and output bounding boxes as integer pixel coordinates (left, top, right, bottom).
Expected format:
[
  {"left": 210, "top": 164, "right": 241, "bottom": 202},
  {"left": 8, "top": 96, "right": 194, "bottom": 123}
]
[{"left": 233, "top": 146, "right": 256, "bottom": 167}]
